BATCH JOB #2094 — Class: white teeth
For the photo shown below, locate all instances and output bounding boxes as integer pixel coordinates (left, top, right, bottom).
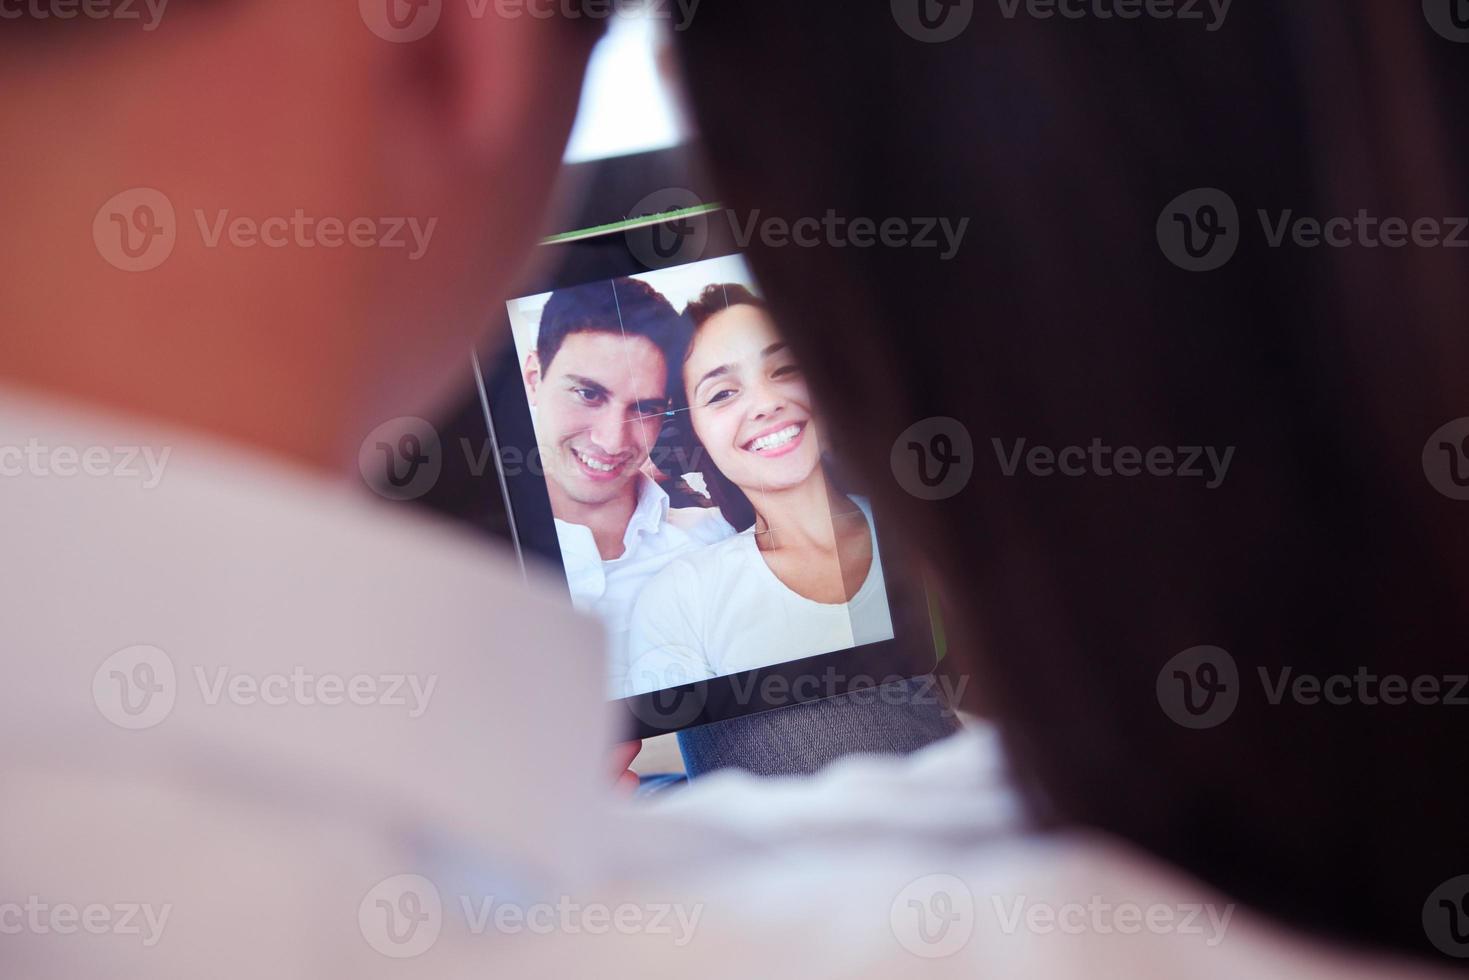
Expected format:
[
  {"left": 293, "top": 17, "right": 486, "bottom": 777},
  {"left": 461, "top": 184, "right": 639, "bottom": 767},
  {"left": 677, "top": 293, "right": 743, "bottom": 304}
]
[
  {"left": 750, "top": 424, "right": 801, "bottom": 453},
  {"left": 574, "top": 449, "right": 616, "bottom": 473}
]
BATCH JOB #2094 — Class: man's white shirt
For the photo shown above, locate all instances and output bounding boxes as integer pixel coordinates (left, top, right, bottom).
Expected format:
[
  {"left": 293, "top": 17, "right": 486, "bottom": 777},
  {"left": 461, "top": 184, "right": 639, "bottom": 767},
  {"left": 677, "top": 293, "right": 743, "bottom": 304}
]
[
  {"left": 554, "top": 473, "right": 734, "bottom": 695},
  {"left": 0, "top": 387, "right": 619, "bottom": 979}
]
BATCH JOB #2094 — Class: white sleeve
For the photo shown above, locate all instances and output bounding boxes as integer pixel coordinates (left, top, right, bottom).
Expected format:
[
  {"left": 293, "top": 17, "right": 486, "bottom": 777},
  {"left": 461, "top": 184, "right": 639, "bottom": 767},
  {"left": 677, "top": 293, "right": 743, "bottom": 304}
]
[{"left": 624, "top": 561, "right": 716, "bottom": 696}]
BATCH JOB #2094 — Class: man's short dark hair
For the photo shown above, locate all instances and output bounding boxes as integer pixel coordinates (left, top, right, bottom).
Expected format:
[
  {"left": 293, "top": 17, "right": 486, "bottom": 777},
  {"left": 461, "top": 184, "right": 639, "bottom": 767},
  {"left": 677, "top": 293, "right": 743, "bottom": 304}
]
[{"left": 536, "top": 277, "right": 689, "bottom": 380}]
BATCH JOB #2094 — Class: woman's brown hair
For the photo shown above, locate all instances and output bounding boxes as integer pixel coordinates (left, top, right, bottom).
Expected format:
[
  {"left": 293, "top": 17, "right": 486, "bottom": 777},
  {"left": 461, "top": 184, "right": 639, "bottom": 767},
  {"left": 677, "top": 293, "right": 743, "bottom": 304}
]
[{"left": 676, "top": 2, "right": 1469, "bottom": 964}]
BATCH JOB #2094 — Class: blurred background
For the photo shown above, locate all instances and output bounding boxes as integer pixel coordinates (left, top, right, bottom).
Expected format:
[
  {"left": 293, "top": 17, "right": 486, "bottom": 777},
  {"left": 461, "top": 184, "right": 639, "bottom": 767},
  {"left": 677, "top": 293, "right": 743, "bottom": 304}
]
[{"left": 563, "top": 14, "right": 684, "bottom": 165}]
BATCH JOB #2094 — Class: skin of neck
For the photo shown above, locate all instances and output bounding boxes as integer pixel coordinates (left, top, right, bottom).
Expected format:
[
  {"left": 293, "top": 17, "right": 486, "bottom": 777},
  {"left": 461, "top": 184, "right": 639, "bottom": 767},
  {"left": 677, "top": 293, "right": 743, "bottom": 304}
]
[
  {"left": 748, "top": 468, "right": 850, "bottom": 550},
  {"left": 549, "top": 474, "right": 642, "bottom": 561}
]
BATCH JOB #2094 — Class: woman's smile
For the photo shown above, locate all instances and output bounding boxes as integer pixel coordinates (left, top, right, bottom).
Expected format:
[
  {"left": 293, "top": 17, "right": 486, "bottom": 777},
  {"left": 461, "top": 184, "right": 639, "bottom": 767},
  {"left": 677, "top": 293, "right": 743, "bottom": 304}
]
[{"left": 742, "top": 421, "right": 807, "bottom": 457}]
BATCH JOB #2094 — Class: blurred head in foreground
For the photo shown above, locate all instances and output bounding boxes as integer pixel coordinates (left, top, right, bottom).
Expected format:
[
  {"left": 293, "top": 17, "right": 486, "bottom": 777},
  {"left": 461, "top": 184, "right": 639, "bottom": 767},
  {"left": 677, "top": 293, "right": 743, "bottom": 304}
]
[
  {"left": 0, "top": 2, "right": 601, "bottom": 470},
  {"left": 675, "top": 1, "right": 1469, "bottom": 965}
]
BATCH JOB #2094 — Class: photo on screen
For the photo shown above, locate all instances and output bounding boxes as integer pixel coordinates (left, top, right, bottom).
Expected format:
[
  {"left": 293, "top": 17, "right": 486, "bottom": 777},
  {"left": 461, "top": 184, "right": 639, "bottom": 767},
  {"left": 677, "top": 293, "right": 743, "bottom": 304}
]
[{"left": 504, "top": 254, "right": 895, "bottom": 700}]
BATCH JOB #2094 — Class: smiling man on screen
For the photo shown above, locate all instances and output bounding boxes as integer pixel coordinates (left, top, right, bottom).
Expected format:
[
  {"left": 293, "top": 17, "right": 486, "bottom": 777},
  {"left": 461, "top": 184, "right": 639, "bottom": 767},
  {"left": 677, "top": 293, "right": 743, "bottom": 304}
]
[{"left": 522, "top": 277, "right": 734, "bottom": 693}]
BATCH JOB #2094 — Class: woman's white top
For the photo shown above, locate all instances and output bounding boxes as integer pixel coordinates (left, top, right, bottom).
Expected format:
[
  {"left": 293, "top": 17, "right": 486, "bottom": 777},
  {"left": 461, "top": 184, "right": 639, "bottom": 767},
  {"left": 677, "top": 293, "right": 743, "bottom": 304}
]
[{"left": 623, "top": 496, "right": 896, "bottom": 696}]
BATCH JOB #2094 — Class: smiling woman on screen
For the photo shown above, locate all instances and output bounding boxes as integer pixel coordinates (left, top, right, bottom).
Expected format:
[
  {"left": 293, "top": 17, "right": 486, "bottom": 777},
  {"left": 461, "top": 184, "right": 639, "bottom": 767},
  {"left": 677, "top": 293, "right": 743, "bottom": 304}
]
[{"left": 623, "top": 284, "right": 896, "bottom": 696}]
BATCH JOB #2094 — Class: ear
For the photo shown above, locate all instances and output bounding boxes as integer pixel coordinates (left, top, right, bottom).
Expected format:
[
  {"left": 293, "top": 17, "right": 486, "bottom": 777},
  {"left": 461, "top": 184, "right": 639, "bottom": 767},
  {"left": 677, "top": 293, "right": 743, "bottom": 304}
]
[
  {"left": 434, "top": 6, "right": 600, "bottom": 161},
  {"left": 364, "top": 6, "right": 600, "bottom": 202},
  {"left": 524, "top": 350, "right": 543, "bottom": 406}
]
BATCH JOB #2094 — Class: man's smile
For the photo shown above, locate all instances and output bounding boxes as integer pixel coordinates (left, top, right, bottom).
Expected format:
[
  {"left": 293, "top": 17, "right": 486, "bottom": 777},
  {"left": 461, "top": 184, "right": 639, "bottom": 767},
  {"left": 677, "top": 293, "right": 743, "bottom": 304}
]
[{"left": 571, "top": 446, "right": 629, "bottom": 480}]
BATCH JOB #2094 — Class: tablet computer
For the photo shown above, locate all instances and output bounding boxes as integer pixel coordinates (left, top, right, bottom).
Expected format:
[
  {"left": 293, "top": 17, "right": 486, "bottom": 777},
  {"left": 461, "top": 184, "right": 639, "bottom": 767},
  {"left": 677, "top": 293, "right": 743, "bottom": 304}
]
[{"left": 473, "top": 197, "right": 941, "bottom": 739}]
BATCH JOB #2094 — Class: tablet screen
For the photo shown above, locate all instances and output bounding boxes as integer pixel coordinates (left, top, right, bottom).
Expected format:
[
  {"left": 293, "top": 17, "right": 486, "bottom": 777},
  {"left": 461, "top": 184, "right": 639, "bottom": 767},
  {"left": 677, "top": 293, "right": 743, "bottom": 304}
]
[{"left": 501, "top": 253, "right": 897, "bottom": 701}]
